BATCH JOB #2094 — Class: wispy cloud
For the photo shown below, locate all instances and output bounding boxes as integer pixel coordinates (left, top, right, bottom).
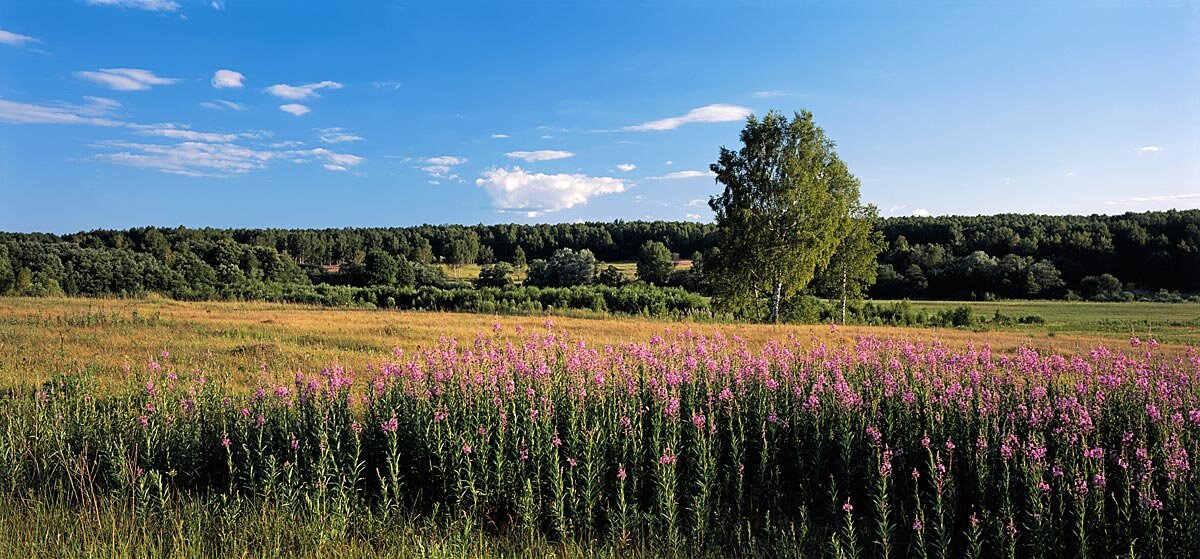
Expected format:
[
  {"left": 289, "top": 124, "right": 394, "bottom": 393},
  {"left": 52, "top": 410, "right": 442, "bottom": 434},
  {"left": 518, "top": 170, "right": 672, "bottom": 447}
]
[
  {"left": 505, "top": 150, "right": 574, "bottom": 162},
  {"left": 76, "top": 68, "right": 179, "bottom": 91},
  {"left": 316, "top": 127, "right": 363, "bottom": 144},
  {"left": 92, "top": 141, "right": 363, "bottom": 178},
  {"left": 1105, "top": 193, "right": 1200, "bottom": 206},
  {"left": 84, "top": 0, "right": 180, "bottom": 11},
  {"left": 210, "top": 1, "right": 224, "bottom": 9},
  {"left": 616, "top": 163, "right": 636, "bottom": 172},
  {"left": 370, "top": 81, "right": 402, "bottom": 90},
  {"left": 685, "top": 199, "right": 706, "bottom": 207},
  {"left": 419, "top": 155, "right": 468, "bottom": 179},
  {"left": 212, "top": 69, "right": 244, "bottom": 89},
  {"left": 475, "top": 167, "right": 625, "bottom": 217},
  {"left": 647, "top": 170, "right": 714, "bottom": 180},
  {"left": 279, "top": 104, "right": 310, "bottom": 116},
  {"left": 491, "top": 133, "right": 509, "bottom": 139},
  {"left": 323, "top": 164, "right": 347, "bottom": 172},
  {"left": 752, "top": 90, "right": 785, "bottom": 98},
  {"left": 0, "top": 96, "right": 126, "bottom": 126},
  {"left": 264, "top": 81, "right": 343, "bottom": 100},
  {"left": 0, "top": 28, "right": 41, "bottom": 47},
  {"left": 624, "top": 104, "right": 752, "bottom": 131},
  {"left": 1137, "top": 146, "right": 1162, "bottom": 155},
  {"left": 200, "top": 100, "right": 247, "bottom": 111}
]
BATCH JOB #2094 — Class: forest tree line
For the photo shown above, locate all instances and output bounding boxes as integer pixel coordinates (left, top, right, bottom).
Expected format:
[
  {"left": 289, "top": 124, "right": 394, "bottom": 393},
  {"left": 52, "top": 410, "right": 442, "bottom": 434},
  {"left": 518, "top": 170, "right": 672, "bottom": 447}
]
[{"left": 0, "top": 210, "right": 1196, "bottom": 309}]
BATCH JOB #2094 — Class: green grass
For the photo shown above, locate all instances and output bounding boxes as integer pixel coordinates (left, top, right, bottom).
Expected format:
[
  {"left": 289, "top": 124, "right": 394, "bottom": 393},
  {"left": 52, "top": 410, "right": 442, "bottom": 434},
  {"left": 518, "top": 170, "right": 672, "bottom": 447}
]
[{"left": 879, "top": 299, "right": 1200, "bottom": 345}]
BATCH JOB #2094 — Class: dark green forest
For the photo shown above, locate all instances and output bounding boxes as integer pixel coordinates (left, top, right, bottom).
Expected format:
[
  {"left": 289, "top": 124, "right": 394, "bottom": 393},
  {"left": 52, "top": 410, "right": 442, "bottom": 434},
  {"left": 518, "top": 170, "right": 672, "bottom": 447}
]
[{"left": 0, "top": 210, "right": 1196, "bottom": 318}]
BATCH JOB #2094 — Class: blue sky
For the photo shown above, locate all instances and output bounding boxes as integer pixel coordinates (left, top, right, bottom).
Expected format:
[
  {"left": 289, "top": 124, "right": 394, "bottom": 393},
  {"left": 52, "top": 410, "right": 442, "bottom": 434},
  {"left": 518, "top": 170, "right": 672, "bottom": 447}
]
[{"left": 1, "top": 1, "right": 1197, "bottom": 233}]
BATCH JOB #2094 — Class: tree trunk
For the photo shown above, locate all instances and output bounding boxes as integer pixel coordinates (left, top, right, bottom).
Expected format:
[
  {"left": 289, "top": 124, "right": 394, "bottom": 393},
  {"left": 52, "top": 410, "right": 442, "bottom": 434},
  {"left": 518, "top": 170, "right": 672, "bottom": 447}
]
[
  {"left": 841, "top": 266, "right": 847, "bottom": 325},
  {"left": 770, "top": 277, "right": 783, "bottom": 324}
]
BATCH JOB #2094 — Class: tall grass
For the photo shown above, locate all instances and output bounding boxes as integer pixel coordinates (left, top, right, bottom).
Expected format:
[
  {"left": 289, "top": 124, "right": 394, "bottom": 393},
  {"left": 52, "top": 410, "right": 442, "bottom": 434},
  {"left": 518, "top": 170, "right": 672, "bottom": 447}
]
[{"left": 1, "top": 326, "right": 1196, "bottom": 557}]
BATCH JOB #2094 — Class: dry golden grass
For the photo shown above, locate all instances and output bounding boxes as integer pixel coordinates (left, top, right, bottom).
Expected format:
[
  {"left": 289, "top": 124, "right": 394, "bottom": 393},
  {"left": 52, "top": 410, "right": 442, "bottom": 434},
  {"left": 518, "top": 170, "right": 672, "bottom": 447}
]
[{"left": 1, "top": 296, "right": 1185, "bottom": 391}]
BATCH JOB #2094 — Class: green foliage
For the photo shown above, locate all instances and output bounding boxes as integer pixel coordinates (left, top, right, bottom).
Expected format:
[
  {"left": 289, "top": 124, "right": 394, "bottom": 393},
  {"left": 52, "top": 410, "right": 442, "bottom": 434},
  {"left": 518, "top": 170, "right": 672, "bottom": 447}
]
[
  {"left": 636, "top": 240, "right": 674, "bottom": 285},
  {"left": 476, "top": 262, "right": 516, "bottom": 288},
  {"left": 707, "top": 110, "right": 863, "bottom": 322},
  {"left": 365, "top": 248, "right": 399, "bottom": 286},
  {"left": 525, "top": 248, "right": 598, "bottom": 288},
  {"left": 596, "top": 265, "right": 626, "bottom": 287}
]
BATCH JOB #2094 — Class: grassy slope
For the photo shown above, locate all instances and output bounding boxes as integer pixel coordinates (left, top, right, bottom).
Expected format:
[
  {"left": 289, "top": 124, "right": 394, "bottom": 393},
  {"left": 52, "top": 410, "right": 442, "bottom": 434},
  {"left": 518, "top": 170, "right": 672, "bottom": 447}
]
[{"left": 2, "top": 296, "right": 1195, "bottom": 390}]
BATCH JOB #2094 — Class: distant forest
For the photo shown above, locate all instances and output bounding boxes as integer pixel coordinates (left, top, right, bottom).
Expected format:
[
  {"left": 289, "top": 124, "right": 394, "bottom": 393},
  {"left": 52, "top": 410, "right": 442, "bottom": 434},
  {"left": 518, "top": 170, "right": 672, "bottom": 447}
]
[{"left": 0, "top": 210, "right": 1196, "bottom": 311}]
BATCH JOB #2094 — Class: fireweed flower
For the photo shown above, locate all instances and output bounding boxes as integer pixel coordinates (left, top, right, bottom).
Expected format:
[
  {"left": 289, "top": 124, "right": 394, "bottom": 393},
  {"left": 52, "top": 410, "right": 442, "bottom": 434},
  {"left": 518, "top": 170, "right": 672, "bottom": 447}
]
[{"left": 381, "top": 418, "right": 399, "bottom": 433}]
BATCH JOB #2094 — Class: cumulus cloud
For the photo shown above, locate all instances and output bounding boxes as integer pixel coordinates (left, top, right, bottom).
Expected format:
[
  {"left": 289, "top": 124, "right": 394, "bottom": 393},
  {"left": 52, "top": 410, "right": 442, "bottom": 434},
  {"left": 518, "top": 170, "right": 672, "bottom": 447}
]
[
  {"left": 212, "top": 69, "right": 244, "bottom": 89},
  {"left": 84, "top": 0, "right": 180, "bottom": 11},
  {"left": 647, "top": 170, "right": 714, "bottom": 180},
  {"left": 200, "top": 100, "right": 247, "bottom": 111},
  {"left": 0, "top": 28, "right": 41, "bottom": 47},
  {"left": 912, "top": 209, "right": 931, "bottom": 217},
  {"left": 75, "top": 68, "right": 179, "bottom": 91},
  {"left": 616, "top": 163, "right": 637, "bottom": 172},
  {"left": 624, "top": 104, "right": 752, "bottom": 131},
  {"left": 264, "top": 81, "right": 343, "bottom": 100},
  {"left": 475, "top": 167, "right": 626, "bottom": 217},
  {"left": 1137, "top": 146, "right": 1162, "bottom": 155},
  {"left": 279, "top": 104, "right": 310, "bottom": 116},
  {"left": 317, "top": 127, "right": 363, "bottom": 144},
  {"left": 504, "top": 150, "right": 574, "bottom": 162}
]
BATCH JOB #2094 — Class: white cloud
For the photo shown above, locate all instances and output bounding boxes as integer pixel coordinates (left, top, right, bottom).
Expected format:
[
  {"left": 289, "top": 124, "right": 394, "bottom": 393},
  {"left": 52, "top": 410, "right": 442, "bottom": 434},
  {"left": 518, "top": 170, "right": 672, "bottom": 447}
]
[
  {"left": 316, "top": 127, "right": 363, "bottom": 143},
  {"left": 212, "top": 69, "right": 244, "bottom": 89},
  {"left": 686, "top": 213, "right": 703, "bottom": 220},
  {"left": 84, "top": 0, "right": 180, "bottom": 11},
  {"left": 370, "top": 81, "right": 402, "bottom": 90},
  {"left": 1106, "top": 193, "right": 1200, "bottom": 206},
  {"left": 752, "top": 90, "right": 784, "bottom": 98},
  {"left": 913, "top": 209, "right": 931, "bottom": 217},
  {"left": 624, "top": 104, "right": 752, "bottom": 131},
  {"left": 648, "top": 170, "right": 714, "bottom": 180},
  {"left": 279, "top": 104, "right": 310, "bottom": 116},
  {"left": 491, "top": 133, "right": 509, "bottom": 139},
  {"left": 75, "top": 68, "right": 179, "bottom": 91},
  {"left": 1066, "top": 172, "right": 1076, "bottom": 176},
  {"left": 1137, "top": 146, "right": 1161, "bottom": 155},
  {"left": 424, "top": 155, "right": 467, "bottom": 166},
  {"left": 616, "top": 163, "right": 637, "bottom": 172},
  {"left": 0, "top": 96, "right": 126, "bottom": 126},
  {"left": 504, "top": 150, "right": 574, "bottom": 162},
  {"left": 0, "top": 28, "right": 41, "bottom": 47},
  {"left": 200, "top": 100, "right": 247, "bottom": 111},
  {"left": 92, "top": 140, "right": 362, "bottom": 177},
  {"left": 475, "top": 167, "right": 626, "bottom": 216},
  {"left": 665, "top": 160, "right": 674, "bottom": 166},
  {"left": 211, "top": 1, "right": 224, "bottom": 9},
  {"left": 137, "top": 127, "right": 243, "bottom": 143},
  {"left": 685, "top": 199, "right": 706, "bottom": 207},
  {"left": 264, "top": 81, "right": 343, "bottom": 100},
  {"left": 323, "top": 164, "right": 347, "bottom": 172}
]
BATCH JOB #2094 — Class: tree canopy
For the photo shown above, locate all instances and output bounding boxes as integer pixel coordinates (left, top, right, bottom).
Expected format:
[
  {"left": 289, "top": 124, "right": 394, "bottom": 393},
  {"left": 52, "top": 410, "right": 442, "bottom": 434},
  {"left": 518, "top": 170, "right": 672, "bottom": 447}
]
[{"left": 706, "top": 110, "right": 865, "bottom": 322}]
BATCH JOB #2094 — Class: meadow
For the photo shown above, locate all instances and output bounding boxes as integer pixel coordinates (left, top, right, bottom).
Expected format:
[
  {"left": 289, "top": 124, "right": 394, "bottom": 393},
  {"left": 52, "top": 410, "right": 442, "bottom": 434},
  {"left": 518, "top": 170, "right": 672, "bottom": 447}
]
[{"left": 0, "top": 296, "right": 1197, "bottom": 557}]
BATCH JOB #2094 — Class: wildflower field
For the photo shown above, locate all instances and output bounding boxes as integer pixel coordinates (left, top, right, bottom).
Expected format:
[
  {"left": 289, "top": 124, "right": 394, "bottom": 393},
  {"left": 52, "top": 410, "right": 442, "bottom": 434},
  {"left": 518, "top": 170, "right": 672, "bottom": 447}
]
[{"left": 1, "top": 318, "right": 1196, "bottom": 557}]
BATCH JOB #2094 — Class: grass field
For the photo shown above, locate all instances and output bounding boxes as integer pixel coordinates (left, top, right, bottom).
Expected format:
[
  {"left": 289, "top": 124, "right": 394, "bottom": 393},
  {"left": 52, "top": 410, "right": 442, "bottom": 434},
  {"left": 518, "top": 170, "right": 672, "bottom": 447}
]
[
  {"left": 0, "top": 296, "right": 1194, "bottom": 390},
  {"left": 888, "top": 299, "right": 1200, "bottom": 345}
]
